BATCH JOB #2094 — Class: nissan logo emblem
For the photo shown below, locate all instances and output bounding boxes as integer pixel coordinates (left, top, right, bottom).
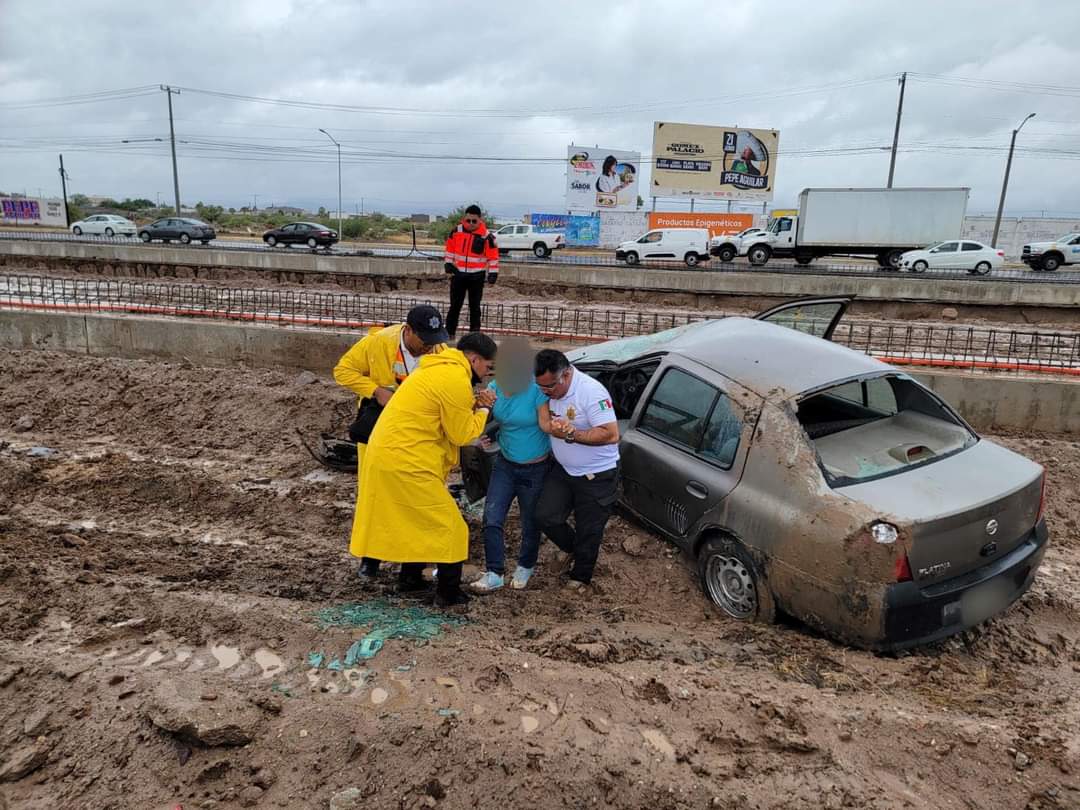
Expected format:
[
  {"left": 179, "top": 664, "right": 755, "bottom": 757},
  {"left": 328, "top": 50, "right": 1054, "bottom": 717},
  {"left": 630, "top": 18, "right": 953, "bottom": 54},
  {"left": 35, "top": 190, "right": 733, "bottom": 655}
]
[{"left": 985, "top": 519, "right": 999, "bottom": 536}]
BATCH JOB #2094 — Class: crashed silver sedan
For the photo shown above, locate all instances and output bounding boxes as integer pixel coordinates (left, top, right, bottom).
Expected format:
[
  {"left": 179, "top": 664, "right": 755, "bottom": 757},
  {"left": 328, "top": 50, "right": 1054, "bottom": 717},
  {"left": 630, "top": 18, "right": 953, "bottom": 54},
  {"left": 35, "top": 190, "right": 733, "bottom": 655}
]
[{"left": 477, "top": 298, "right": 1050, "bottom": 650}]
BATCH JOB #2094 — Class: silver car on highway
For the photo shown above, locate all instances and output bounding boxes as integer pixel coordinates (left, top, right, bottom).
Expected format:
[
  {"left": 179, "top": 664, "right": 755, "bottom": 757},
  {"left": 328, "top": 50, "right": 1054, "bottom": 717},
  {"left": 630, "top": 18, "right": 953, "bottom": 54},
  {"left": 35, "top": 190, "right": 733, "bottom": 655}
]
[{"left": 465, "top": 297, "right": 1049, "bottom": 650}]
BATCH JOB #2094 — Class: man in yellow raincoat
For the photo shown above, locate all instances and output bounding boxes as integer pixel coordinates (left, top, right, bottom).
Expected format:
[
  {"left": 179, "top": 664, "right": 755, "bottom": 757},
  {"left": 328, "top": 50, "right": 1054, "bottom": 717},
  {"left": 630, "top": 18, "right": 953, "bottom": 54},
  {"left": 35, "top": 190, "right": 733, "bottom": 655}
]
[
  {"left": 350, "top": 332, "right": 498, "bottom": 607},
  {"left": 334, "top": 304, "right": 447, "bottom": 580}
]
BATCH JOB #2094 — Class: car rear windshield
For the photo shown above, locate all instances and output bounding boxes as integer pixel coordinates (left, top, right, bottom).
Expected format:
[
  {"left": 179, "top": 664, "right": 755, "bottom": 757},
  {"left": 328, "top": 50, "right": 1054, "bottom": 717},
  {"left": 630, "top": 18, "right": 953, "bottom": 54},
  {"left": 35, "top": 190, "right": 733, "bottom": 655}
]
[{"left": 797, "top": 374, "right": 976, "bottom": 486}]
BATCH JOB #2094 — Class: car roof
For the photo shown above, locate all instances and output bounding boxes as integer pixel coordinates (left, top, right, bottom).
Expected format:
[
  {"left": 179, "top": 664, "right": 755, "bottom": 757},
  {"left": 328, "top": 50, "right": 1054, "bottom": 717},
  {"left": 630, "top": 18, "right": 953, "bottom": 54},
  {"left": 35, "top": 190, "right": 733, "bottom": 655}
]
[{"left": 575, "top": 317, "right": 889, "bottom": 401}]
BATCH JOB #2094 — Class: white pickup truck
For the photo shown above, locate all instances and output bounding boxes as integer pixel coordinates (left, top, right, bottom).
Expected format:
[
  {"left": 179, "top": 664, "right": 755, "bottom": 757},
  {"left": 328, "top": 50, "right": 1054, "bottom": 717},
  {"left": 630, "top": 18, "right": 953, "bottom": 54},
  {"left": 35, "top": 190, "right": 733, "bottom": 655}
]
[
  {"left": 1021, "top": 233, "right": 1080, "bottom": 272},
  {"left": 493, "top": 224, "right": 566, "bottom": 258},
  {"left": 709, "top": 227, "right": 769, "bottom": 262}
]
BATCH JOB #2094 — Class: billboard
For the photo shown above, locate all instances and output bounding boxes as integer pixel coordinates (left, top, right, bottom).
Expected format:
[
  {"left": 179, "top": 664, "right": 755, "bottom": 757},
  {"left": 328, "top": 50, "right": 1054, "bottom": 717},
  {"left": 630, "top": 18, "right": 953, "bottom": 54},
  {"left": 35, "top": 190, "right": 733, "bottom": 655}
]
[
  {"left": 648, "top": 212, "right": 755, "bottom": 238},
  {"left": 566, "top": 146, "right": 640, "bottom": 212},
  {"left": 530, "top": 213, "right": 601, "bottom": 247},
  {"left": 651, "top": 122, "right": 779, "bottom": 202},
  {"left": 0, "top": 197, "right": 67, "bottom": 226}
]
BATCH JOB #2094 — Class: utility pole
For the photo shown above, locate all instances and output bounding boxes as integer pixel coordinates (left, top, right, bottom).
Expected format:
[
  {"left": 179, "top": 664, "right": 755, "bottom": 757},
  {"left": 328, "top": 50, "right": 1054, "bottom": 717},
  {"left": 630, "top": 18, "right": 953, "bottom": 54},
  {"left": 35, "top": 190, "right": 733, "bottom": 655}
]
[
  {"left": 161, "top": 85, "right": 182, "bottom": 214},
  {"left": 887, "top": 72, "right": 907, "bottom": 188},
  {"left": 58, "top": 154, "right": 70, "bottom": 228},
  {"left": 992, "top": 113, "right": 1036, "bottom": 248},
  {"left": 318, "top": 128, "right": 343, "bottom": 238}
]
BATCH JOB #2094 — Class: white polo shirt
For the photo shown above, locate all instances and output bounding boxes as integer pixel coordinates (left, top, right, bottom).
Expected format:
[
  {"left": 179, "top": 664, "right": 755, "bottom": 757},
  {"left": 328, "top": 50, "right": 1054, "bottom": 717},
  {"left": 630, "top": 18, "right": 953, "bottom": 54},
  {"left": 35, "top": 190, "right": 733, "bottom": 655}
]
[{"left": 548, "top": 369, "right": 620, "bottom": 477}]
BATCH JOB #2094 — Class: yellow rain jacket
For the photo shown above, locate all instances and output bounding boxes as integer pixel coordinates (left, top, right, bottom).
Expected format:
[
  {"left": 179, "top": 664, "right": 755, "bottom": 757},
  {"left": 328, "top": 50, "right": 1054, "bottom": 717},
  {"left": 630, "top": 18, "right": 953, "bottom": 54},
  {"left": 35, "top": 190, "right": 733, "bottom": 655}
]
[{"left": 349, "top": 349, "right": 489, "bottom": 564}]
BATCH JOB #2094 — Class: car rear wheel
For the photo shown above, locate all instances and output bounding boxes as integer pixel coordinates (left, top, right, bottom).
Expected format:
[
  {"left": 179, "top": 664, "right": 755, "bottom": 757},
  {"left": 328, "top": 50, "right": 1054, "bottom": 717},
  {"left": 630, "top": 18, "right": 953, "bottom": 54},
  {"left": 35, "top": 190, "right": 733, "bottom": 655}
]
[
  {"left": 684, "top": 252, "right": 700, "bottom": 267},
  {"left": 795, "top": 251, "right": 814, "bottom": 265},
  {"left": 179, "top": 233, "right": 191, "bottom": 244},
  {"left": 911, "top": 260, "right": 928, "bottom": 273},
  {"left": 307, "top": 237, "right": 318, "bottom": 248},
  {"left": 972, "top": 261, "right": 992, "bottom": 276},
  {"left": 717, "top": 245, "right": 736, "bottom": 263},
  {"left": 533, "top": 243, "right": 551, "bottom": 258},
  {"left": 698, "top": 536, "right": 775, "bottom": 623},
  {"left": 139, "top": 231, "right": 151, "bottom": 242},
  {"left": 885, "top": 249, "right": 905, "bottom": 269},
  {"left": 625, "top": 251, "right": 639, "bottom": 266},
  {"left": 104, "top": 227, "right": 114, "bottom": 237},
  {"left": 266, "top": 235, "right": 277, "bottom": 247},
  {"left": 72, "top": 226, "right": 83, "bottom": 235}
]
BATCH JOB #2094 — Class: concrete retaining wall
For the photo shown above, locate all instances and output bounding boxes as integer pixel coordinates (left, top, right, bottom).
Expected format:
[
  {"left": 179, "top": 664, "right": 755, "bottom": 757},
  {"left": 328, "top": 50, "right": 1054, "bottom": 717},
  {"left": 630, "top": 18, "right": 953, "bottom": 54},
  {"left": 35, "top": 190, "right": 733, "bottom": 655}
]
[
  {"left": 2, "top": 239, "right": 1079, "bottom": 313},
  {"left": 2, "top": 309, "right": 1076, "bottom": 435}
]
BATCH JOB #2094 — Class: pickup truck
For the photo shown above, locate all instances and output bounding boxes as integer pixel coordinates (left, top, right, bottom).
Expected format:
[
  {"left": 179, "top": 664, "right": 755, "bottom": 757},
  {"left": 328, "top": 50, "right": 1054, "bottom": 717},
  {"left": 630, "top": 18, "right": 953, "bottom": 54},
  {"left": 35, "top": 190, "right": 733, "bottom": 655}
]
[
  {"left": 1021, "top": 233, "right": 1080, "bottom": 272},
  {"left": 709, "top": 227, "right": 769, "bottom": 262},
  {"left": 493, "top": 224, "right": 566, "bottom": 258}
]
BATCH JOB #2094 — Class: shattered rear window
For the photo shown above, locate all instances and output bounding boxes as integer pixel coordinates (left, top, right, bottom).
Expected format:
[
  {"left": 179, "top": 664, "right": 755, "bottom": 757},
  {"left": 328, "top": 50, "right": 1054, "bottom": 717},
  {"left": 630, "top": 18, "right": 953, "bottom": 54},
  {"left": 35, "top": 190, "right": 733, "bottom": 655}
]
[{"left": 797, "top": 374, "right": 976, "bottom": 486}]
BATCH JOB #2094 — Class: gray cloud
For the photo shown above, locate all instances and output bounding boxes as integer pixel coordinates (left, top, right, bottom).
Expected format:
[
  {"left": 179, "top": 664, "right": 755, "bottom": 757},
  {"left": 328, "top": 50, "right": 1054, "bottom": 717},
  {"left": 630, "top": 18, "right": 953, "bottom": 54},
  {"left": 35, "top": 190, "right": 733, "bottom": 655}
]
[{"left": 2, "top": 0, "right": 1078, "bottom": 217}]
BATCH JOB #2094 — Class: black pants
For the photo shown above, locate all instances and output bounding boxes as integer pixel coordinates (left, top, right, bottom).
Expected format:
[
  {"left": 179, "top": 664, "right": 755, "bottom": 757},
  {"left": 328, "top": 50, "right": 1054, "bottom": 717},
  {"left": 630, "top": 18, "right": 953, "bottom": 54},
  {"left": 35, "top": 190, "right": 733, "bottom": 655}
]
[
  {"left": 446, "top": 272, "right": 485, "bottom": 337},
  {"left": 399, "top": 561, "right": 463, "bottom": 598},
  {"left": 534, "top": 463, "right": 619, "bottom": 584}
]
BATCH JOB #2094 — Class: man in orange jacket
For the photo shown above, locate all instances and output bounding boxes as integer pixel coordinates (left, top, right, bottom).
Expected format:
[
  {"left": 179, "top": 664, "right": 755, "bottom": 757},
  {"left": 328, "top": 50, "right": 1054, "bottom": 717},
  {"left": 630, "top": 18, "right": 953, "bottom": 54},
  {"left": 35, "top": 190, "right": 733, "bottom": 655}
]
[{"left": 444, "top": 204, "right": 499, "bottom": 337}]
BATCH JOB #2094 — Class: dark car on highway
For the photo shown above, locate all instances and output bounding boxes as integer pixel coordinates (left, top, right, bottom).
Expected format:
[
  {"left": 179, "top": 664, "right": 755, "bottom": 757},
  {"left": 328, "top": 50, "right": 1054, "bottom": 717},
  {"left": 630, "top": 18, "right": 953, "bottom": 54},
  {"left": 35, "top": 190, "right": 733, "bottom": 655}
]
[
  {"left": 138, "top": 217, "right": 216, "bottom": 245},
  {"left": 262, "top": 222, "right": 339, "bottom": 249},
  {"left": 462, "top": 297, "right": 1049, "bottom": 651}
]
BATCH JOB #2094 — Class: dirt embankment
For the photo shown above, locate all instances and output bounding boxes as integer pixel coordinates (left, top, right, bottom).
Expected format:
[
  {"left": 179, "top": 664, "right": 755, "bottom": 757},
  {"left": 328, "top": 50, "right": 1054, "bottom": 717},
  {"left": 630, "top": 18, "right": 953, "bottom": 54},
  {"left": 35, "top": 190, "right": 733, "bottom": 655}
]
[{"left": 0, "top": 349, "right": 1079, "bottom": 809}]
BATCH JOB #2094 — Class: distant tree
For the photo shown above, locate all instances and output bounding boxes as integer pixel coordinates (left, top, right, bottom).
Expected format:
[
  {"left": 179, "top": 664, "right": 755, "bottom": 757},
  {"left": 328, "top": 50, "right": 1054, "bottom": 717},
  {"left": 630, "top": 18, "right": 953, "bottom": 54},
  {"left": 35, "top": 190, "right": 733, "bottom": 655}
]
[
  {"left": 119, "top": 197, "right": 155, "bottom": 210},
  {"left": 317, "top": 206, "right": 328, "bottom": 218},
  {"left": 228, "top": 207, "right": 236, "bottom": 214},
  {"left": 98, "top": 198, "right": 121, "bottom": 209},
  {"left": 194, "top": 201, "right": 225, "bottom": 223},
  {"left": 637, "top": 195, "right": 644, "bottom": 209},
  {"left": 430, "top": 205, "right": 492, "bottom": 242},
  {"left": 70, "top": 193, "right": 90, "bottom": 207}
]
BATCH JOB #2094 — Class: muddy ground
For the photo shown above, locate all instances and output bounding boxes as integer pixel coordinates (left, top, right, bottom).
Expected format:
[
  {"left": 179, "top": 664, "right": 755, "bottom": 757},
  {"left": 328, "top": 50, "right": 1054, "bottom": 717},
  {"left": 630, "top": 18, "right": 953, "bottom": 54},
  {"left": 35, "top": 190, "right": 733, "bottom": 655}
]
[{"left": 1, "top": 348, "right": 1079, "bottom": 810}]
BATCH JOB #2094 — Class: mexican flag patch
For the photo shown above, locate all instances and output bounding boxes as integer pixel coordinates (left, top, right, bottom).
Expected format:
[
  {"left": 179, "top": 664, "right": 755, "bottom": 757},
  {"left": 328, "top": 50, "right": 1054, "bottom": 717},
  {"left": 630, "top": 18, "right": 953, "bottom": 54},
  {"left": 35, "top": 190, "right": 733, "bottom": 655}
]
[{"left": 598, "top": 398, "right": 613, "bottom": 411}]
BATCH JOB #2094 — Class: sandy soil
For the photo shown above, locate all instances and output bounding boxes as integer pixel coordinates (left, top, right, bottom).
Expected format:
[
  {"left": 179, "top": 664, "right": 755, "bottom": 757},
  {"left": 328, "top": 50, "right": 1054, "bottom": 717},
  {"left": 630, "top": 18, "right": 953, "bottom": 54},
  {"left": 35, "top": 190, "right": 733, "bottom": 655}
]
[{"left": 1, "top": 349, "right": 1078, "bottom": 809}]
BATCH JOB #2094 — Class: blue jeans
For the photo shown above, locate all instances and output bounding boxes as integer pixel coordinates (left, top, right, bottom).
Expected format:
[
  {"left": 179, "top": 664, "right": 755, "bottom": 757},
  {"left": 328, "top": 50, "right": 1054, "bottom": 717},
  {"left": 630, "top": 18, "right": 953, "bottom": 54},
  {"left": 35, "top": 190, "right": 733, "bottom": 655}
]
[{"left": 482, "top": 455, "right": 548, "bottom": 575}]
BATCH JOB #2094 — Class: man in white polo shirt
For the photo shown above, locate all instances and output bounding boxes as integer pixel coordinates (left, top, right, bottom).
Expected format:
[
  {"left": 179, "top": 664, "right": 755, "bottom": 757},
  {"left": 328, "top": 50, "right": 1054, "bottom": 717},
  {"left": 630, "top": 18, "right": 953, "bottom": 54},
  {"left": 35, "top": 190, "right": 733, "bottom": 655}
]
[{"left": 533, "top": 349, "right": 620, "bottom": 590}]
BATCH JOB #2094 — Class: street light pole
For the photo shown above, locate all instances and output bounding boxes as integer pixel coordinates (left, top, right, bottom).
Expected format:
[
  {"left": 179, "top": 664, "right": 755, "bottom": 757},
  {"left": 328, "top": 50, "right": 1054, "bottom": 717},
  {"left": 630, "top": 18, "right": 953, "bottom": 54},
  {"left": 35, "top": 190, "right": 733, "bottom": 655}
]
[
  {"left": 318, "top": 128, "right": 343, "bottom": 239},
  {"left": 991, "top": 112, "right": 1036, "bottom": 249},
  {"left": 887, "top": 72, "right": 907, "bottom": 188}
]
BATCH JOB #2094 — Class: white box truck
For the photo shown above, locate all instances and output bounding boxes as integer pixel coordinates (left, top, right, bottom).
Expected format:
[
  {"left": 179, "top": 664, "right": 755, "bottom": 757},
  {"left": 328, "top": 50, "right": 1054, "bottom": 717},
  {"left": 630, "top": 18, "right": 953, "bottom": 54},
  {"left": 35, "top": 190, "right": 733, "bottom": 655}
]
[{"left": 744, "top": 187, "right": 970, "bottom": 269}]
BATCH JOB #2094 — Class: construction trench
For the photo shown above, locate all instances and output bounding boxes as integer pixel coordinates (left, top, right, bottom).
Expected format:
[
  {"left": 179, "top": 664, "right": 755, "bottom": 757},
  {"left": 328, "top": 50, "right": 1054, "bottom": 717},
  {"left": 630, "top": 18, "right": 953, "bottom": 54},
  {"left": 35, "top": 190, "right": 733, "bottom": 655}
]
[{"left": 1, "top": 244, "right": 1080, "bottom": 808}]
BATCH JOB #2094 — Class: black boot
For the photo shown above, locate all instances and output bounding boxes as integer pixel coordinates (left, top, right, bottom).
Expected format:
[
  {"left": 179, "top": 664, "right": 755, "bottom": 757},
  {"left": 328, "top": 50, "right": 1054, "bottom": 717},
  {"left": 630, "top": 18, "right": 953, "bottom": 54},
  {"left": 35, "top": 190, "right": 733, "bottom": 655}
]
[
  {"left": 433, "top": 562, "right": 470, "bottom": 607},
  {"left": 397, "top": 562, "right": 430, "bottom": 593}
]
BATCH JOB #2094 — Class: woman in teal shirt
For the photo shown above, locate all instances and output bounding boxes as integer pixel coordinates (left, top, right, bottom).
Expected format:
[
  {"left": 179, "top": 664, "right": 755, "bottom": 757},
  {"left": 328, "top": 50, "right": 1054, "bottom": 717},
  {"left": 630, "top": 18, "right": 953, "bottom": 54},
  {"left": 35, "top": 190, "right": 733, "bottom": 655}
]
[{"left": 470, "top": 377, "right": 551, "bottom": 592}]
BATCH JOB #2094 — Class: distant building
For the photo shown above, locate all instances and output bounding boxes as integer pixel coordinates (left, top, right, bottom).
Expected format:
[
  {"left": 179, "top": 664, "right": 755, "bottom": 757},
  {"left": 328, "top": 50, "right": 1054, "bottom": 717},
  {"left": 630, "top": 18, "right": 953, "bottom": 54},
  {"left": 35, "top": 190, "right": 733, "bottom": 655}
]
[
  {"left": 409, "top": 213, "right": 431, "bottom": 224},
  {"left": 270, "top": 206, "right": 305, "bottom": 216}
]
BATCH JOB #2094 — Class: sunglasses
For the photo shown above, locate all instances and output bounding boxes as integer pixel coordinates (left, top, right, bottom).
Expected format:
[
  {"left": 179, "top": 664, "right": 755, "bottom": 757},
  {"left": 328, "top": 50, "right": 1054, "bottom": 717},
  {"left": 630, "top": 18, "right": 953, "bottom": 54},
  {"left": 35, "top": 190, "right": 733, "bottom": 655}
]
[{"left": 464, "top": 217, "right": 480, "bottom": 225}]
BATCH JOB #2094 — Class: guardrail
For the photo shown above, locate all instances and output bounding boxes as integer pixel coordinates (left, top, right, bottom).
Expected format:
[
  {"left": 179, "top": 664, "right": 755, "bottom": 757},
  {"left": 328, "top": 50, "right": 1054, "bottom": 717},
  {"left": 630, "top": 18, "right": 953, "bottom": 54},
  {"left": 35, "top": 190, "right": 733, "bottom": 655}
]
[
  {"left": 2, "top": 273, "right": 1078, "bottom": 377},
  {"left": 1, "top": 229, "right": 1077, "bottom": 284}
]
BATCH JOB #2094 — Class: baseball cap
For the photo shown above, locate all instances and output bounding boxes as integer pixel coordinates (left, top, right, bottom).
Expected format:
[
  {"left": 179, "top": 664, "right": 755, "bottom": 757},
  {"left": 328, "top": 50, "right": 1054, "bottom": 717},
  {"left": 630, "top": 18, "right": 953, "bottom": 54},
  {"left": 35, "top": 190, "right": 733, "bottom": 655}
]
[{"left": 406, "top": 304, "right": 450, "bottom": 345}]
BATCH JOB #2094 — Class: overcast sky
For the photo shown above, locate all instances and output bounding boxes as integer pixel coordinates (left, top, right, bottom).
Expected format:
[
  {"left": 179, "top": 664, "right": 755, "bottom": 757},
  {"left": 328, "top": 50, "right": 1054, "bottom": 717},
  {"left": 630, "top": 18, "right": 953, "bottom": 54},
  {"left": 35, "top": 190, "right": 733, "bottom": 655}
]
[{"left": 2, "top": 0, "right": 1078, "bottom": 219}]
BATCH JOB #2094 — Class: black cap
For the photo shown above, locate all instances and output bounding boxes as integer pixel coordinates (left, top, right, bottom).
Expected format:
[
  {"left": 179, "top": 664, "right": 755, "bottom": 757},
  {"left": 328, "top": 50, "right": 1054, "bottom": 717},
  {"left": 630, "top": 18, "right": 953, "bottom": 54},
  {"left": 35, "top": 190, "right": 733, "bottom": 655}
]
[{"left": 406, "top": 304, "right": 449, "bottom": 345}]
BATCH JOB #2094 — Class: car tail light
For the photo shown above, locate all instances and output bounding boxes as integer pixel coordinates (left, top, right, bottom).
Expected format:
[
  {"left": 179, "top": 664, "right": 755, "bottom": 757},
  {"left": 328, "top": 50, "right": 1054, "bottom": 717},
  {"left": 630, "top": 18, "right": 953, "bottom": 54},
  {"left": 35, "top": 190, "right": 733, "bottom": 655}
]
[
  {"left": 894, "top": 554, "right": 913, "bottom": 583},
  {"left": 1036, "top": 470, "right": 1047, "bottom": 525},
  {"left": 996, "top": 250, "right": 1004, "bottom": 257}
]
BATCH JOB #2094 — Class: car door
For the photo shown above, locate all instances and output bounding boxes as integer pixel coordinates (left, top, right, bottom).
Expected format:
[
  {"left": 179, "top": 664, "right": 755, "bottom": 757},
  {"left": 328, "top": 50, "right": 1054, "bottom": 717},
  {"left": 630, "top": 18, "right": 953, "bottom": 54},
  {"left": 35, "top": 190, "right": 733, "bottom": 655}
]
[
  {"left": 960, "top": 241, "right": 985, "bottom": 269},
  {"left": 618, "top": 358, "right": 756, "bottom": 548},
  {"left": 637, "top": 230, "right": 665, "bottom": 259},
  {"left": 753, "top": 296, "right": 851, "bottom": 340},
  {"left": 494, "top": 225, "right": 516, "bottom": 249},
  {"left": 928, "top": 241, "right": 960, "bottom": 269},
  {"left": 84, "top": 215, "right": 103, "bottom": 235}
]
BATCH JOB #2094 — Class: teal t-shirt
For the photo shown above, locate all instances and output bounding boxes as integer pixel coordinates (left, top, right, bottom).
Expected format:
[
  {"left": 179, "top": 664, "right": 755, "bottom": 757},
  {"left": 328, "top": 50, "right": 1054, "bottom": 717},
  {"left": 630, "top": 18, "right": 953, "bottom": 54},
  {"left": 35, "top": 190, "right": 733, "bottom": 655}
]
[{"left": 490, "top": 381, "right": 550, "bottom": 463}]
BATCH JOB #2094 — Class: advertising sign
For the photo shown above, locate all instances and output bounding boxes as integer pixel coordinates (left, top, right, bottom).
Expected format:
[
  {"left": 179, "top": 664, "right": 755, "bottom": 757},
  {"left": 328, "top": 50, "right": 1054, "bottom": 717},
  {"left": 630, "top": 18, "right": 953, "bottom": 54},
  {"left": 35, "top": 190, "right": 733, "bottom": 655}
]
[
  {"left": 1, "top": 199, "right": 41, "bottom": 220},
  {"left": 565, "top": 146, "right": 640, "bottom": 212},
  {"left": 648, "top": 212, "right": 754, "bottom": 238},
  {"left": 651, "top": 122, "right": 779, "bottom": 201},
  {"left": 530, "top": 213, "right": 601, "bottom": 247}
]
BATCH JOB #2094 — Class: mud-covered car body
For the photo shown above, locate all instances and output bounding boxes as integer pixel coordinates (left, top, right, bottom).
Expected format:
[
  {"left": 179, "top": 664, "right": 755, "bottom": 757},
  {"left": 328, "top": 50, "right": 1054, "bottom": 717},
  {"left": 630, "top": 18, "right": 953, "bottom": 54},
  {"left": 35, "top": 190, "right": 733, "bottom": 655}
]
[{"left": 464, "top": 298, "right": 1048, "bottom": 650}]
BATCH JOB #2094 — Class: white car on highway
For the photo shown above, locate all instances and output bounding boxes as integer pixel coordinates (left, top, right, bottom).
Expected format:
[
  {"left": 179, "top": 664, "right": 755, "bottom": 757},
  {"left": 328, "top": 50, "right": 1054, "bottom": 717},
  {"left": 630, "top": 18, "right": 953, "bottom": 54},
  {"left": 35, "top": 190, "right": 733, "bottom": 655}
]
[
  {"left": 899, "top": 240, "right": 1004, "bottom": 275},
  {"left": 709, "top": 227, "right": 770, "bottom": 262},
  {"left": 71, "top": 214, "right": 137, "bottom": 238}
]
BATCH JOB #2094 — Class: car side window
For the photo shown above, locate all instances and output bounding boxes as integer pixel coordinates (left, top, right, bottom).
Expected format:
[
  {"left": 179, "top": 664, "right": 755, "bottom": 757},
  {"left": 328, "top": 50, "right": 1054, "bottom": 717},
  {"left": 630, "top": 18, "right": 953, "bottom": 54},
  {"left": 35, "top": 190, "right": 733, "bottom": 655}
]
[
  {"left": 640, "top": 231, "right": 662, "bottom": 243},
  {"left": 699, "top": 393, "right": 743, "bottom": 468},
  {"left": 935, "top": 242, "right": 959, "bottom": 253},
  {"left": 961, "top": 242, "right": 982, "bottom": 251},
  {"left": 777, "top": 218, "right": 792, "bottom": 232},
  {"left": 515, "top": 225, "right": 528, "bottom": 234},
  {"left": 640, "top": 368, "right": 717, "bottom": 449}
]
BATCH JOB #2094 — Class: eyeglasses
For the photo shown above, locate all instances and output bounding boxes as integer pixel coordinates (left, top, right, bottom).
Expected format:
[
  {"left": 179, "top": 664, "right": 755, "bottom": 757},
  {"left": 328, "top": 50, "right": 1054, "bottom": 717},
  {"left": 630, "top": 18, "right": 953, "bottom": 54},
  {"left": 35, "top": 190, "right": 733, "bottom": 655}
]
[
  {"left": 464, "top": 217, "right": 480, "bottom": 225},
  {"left": 536, "top": 372, "right": 566, "bottom": 391}
]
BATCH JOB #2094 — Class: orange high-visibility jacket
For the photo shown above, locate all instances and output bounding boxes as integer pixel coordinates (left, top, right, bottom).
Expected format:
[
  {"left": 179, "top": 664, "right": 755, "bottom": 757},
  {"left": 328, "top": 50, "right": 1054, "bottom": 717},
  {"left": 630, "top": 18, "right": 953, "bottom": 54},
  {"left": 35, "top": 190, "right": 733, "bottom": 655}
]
[{"left": 443, "top": 219, "right": 499, "bottom": 276}]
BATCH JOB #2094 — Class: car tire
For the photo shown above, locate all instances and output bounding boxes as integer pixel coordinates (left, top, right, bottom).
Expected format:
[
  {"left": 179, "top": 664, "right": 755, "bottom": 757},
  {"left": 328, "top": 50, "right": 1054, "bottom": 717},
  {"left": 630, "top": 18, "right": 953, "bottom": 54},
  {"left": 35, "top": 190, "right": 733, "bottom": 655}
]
[
  {"left": 179, "top": 233, "right": 191, "bottom": 244},
  {"left": 698, "top": 535, "right": 776, "bottom": 623},
  {"left": 307, "top": 237, "right": 318, "bottom": 248},
  {"left": 625, "top": 251, "right": 639, "bottom": 266},
  {"left": 104, "top": 227, "right": 114, "bottom": 237},
  {"left": 72, "top": 226, "right": 83, "bottom": 235},
  {"left": 1042, "top": 254, "right": 1061, "bottom": 272},
  {"left": 747, "top": 245, "right": 771, "bottom": 266},
  {"left": 201, "top": 240, "right": 210, "bottom": 245},
  {"left": 795, "top": 251, "right": 814, "bottom": 266},
  {"left": 139, "top": 231, "right": 151, "bottom": 242},
  {"left": 533, "top": 243, "right": 551, "bottom": 258},
  {"left": 911, "top": 260, "right": 928, "bottom": 273},
  {"left": 684, "top": 252, "right": 700, "bottom": 268},
  {"left": 266, "top": 235, "right": 277, "bottom": 247},
  {"left": 885, "top": 249, "right": 905, "bottom": 269},
  {"left": 972, "top": 261, "right": 992, "bottom": 276},
  {"left": 717, "top": 246, "right": 736, "bottom": 263}
]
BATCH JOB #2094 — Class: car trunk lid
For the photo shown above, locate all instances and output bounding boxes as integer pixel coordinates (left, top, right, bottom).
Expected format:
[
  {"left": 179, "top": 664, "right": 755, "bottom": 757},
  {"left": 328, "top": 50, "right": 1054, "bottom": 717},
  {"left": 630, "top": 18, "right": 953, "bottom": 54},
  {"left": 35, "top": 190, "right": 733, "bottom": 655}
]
[{"left": 841, "top": 441, "right": 1043, "bottom": 585}]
